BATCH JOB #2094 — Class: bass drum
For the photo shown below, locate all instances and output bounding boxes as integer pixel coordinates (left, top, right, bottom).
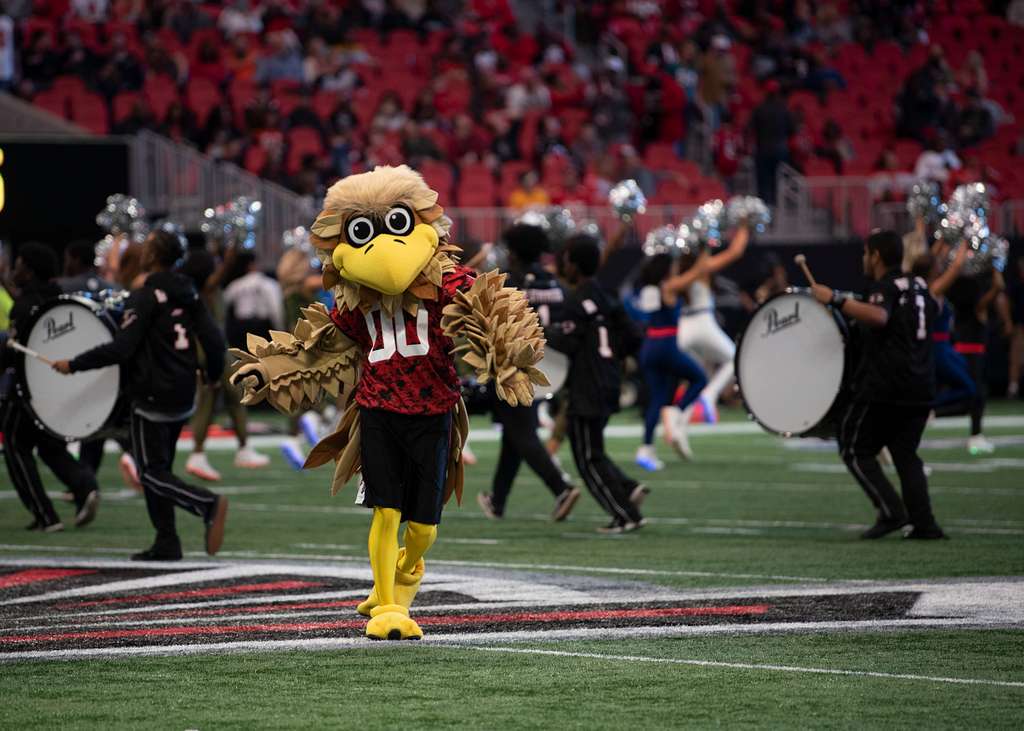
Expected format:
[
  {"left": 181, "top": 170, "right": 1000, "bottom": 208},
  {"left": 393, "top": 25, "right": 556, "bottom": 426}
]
[
  {"left": 734, "top": 288, "right": 852, "bottom": 438},
  {"left": 15, "top": 295, "right": 123, "bottom": 442},
  {"left": 533, "top": 348, "right": 569, "bottom": 400}
]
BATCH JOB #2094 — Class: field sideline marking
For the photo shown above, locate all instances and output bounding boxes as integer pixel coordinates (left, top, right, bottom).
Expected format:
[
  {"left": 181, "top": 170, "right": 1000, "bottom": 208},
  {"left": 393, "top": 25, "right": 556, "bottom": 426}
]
[{"left": 453, "top": 645, "right": 1024, "bottom": 689}]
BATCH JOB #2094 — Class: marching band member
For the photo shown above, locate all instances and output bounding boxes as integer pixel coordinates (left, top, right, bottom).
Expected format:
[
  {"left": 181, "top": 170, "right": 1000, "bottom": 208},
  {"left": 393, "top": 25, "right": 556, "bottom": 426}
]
[
  {"left": 53, "top": 231, "right": 230, "bottom": 560},
  {"left": 2, "top": 244, "right": 100, "bottom": 531},
  {"left": 811, "top": 230, "right": 945, "bottom": 540}
]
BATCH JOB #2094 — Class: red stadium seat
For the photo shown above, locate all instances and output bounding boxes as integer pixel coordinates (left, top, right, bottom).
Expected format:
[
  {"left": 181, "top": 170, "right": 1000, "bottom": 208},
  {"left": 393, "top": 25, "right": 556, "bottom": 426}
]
[
  {"left": 32, "top": 89, "right": 68, "bottom": 120},
  {"left": 143, "top": 75, "right": 180, "bottom": 123},
  {"left": 112, "top": 92, "right": 143, "bottom": 123},
  {"left": 185, "top": 77, "right": 221, "bottom": 128},
  {"left": 70, "top": 91, "right": 110, "bottom": 135},
  {"left": 244, "top": 144, "right": 268, "bottom": 174},
  {"left": 286, "top": 128, "right": 325, "bottom": 174},
  {"left": 418, "top": 160, "right": 454, "bottom": 202}
]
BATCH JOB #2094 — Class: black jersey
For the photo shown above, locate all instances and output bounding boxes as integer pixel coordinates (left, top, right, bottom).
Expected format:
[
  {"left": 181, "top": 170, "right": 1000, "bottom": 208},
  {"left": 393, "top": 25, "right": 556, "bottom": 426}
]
[
  {"left": 852, "top": 271, "right": 936, "bottom": 405},
  {"left": 506, "top": 265, "right": 566, "bottom": 328},
  {"left": 545, "top": 280, "right": 632, "bottom": 418},
  {"left": 70, "top": 271, "right": 225, "bottom": 414},
  {"left": 2, "top": 281, "right": 62, "bottom": 373}
]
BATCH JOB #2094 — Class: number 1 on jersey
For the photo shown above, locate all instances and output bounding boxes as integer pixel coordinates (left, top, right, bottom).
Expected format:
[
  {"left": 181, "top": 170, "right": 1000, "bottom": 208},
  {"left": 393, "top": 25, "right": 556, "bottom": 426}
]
[
  {"left": 914, "top": 294, "right": 926, "bottom": 341},
  {"left": 173, "top": 323, "right": 189, "bottom": 350}
]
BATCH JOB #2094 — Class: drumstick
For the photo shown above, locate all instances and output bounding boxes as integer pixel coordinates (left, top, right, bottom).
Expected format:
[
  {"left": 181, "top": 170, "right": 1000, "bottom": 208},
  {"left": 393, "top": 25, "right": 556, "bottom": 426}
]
[
  {"left": 794, "top": 254, "right": 817, "bottom": 286},
  {"left": 6, "top": 340, "right": 55, "bottom": 366}
]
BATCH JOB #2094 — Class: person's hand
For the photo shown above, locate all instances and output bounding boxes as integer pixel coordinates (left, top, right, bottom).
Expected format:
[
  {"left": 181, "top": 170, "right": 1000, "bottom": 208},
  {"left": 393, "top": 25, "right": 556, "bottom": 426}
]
[
  {"left": 51, "top": 360, "right": 72, "bottom": 374},
  {"left": 811, "top": 284, "right": 834, "bottom": 305}
]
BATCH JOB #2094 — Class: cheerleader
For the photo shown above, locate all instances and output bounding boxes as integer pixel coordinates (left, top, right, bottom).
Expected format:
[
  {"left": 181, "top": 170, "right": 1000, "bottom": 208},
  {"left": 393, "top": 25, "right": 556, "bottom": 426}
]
[{"left": 674, "top": 224, "right": 750, "bottom": 431}]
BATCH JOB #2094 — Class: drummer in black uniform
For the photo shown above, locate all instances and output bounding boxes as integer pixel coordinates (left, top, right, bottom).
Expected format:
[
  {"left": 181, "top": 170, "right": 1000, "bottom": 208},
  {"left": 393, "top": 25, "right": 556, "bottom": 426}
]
[
  {"left": 812, "top": 230, "right": 945, "bottom": 540},
  {"left": 1, "top": 243, "right": 100, "bottom": 532},
  {"left": 52, "top": 231, "right": 229, "bottom": 560},
  {"left": 476, "top": 223, "right": 581, "bottom": 522}
]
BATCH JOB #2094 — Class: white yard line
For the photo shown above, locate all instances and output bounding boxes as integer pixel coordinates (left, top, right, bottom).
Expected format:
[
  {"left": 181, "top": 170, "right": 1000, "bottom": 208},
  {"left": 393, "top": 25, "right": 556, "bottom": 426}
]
[{"left": 451, "top": 644, "right": 1024, "bottom": 689}]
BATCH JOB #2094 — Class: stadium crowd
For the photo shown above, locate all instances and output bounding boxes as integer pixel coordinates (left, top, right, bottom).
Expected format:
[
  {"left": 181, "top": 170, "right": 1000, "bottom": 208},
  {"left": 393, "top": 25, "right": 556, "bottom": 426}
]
[{"left": 4, "top": 0, "right": 1024, "bottom": 208}]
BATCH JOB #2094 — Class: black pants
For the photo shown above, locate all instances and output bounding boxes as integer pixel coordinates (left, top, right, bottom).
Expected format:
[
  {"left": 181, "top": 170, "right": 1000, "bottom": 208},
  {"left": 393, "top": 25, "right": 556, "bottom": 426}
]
[
  {"left": 128, "top": 410, "right": 218, "bottom": 552},
  {"left": 1, "top": 401, "right": 98, "bottom": 526},
  {"left": 837, "top": 400, "right": 937, "bottom": 528},
  {"left": 961, "top": 350, "right": 986, "bottom": 436},
  {"left": 568, "top": 414, "right": 642, "bottom": 524},
  {"left": 79, "top": 435, "right": 133, "bottom": 474},
  {"left": 491, "top": 400, "right": 570, "bottom": 515}
]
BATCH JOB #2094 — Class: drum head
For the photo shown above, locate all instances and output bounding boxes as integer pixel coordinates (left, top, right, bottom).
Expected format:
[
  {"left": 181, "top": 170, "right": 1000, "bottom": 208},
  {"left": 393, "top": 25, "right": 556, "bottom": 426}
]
[
  {"left": 533, "top": 348, "right": 569, "bottom": 400},
  {"left": 22, "top": 299, "right": 120, "bottom": 441},
  {"left": 737, "top": 292, "right": 846, "bottom": 436}
]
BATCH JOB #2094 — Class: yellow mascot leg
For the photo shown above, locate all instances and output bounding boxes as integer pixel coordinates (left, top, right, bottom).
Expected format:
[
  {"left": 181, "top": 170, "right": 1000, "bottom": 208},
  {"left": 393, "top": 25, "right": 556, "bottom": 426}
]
[
  {"left": 364, "top": 507, "right": 421, "bottom": 640},
  {"left": 357, "top": 521, "right": 436, "bottom": 617}
]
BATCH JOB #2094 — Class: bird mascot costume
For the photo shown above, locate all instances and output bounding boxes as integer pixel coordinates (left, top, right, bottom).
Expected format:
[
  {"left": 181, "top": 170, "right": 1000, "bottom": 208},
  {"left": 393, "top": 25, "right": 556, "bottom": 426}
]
[{"left": 230, "top": 165, "right": 548, "bottom": 640}]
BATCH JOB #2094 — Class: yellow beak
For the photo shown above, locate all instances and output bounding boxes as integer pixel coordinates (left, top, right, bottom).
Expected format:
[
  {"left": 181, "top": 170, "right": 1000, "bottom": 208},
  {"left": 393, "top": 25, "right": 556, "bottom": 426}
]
[{"left": 331, "top": 223, "right": 439, "bottom": 296}]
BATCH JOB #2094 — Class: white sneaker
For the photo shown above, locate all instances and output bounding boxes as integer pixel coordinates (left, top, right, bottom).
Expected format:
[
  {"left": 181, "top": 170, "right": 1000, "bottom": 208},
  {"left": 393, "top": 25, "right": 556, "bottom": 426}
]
[
  {"left": 635, "top": 445, "right": 664, "bottom": 472},
  {"left": 671, "top": 407, "right": 693, "bottom": 461},
  {"left": 298, "top": 412, "right": 323, "bottom": 447},
  {"left": 235, "top": 446, "right": 270, "bottom": 468},
  {"left": 186, "top": 452, "right": 222, "bottom": 482},
  {"left": 967, "top": 434, "right": 995, "bottom": 455},
  {"left": 119, "top": 453, "right": 142, "bottom": 492}
]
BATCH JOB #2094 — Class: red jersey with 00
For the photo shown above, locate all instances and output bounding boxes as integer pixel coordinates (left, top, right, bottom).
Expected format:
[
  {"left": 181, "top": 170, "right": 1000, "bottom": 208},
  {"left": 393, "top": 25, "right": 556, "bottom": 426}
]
[{"left": 330, "top": 267, "right": 475, "bottom": 415}]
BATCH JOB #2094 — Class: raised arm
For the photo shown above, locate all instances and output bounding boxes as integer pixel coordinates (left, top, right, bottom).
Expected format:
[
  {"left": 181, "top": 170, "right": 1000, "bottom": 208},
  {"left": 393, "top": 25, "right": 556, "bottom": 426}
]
[
  {"left": 703, "top": 224, "right": 750, "bottom": 274},
  {"left": 930, "top": 243, "right": 968, "bottom": 299}
]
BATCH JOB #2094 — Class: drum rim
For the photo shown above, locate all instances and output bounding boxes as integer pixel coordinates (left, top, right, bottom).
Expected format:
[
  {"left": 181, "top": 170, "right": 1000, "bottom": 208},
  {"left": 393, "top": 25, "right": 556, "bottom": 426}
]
[
  {"left": 14, "top": 294, "right": 123, "bottom": 443},
  {"left": 733, "top": 286, "right": 850, "bottom": 438}
]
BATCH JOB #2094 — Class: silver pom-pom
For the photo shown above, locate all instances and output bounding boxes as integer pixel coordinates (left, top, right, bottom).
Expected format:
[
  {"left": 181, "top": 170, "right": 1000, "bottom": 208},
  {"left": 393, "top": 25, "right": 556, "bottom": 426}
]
[
  {"left": 643, "top": 225, "right": 678, "bottom": 256},
  {"left": 545, "top": 207, "right": 577, "bottom": 248},
  {"left": 201, "top": 197, "right": 263, "bottom": 250},
  {"left": 514, "top": 209, "right": 551, "bottom": 231},
  {"left": 906, "top": 180, "right": 945, "bottom": 223},
  {"left": 951, "top": 234, "right": 1009, "bottom": 277},
  {"left": 153, "top": 219, "right": 188, "bottom": 262},
  {"left": 949, "top": 182, "right": 990, "bottom": 218},
  {"left": 94, "top": 234, "right": 121, "bottom": 269},
  {"left": 725, "top": 196, "right": 771, "bottom": 233},
  {"left": 675, "top": 221, "right": 703, "bottom": 257},
  {"left": 609, "top": 179, "right": 647, "bottom": 221},
  {"left": 282, "top": 226, "right": 321, "bottom": 270},
  {"left": 96, "top": 194, "right": 149, "bottom": 243},
  {"left": 690, "top": 199, "right": 725, "bottom": 248}
]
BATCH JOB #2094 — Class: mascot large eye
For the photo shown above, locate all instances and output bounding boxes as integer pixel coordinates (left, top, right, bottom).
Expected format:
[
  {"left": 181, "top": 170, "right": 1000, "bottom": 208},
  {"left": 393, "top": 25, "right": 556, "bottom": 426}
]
[
  {"left": 346, "top": 216, "right": 375, "bottom": 247},
  {"left": 383, "top": 205, "right": 414, "bottom": 236}
]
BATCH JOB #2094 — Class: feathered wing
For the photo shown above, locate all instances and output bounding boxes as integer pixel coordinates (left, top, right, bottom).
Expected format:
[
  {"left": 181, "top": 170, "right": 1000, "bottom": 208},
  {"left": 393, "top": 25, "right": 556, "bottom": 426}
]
[
  {"left": 441, "top": 269, "right": 550, "bottom": 407},
  {"left": 229, "top": 302, "right": 362, "bottom": 414}
]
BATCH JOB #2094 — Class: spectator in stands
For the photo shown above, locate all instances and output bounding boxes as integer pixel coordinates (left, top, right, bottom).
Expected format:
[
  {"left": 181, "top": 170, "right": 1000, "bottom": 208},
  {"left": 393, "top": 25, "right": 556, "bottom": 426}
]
[
  {"left": 957, "top": 50, "right": 988, "bottom": 97},
  {"left": 571, "top": 122, "right": 605, "bottom": 168},
  {"left": 219, "top": 0, "right": 264, "bottom": 38},
  {"left": 257, "top": 30, "right": 304, "bottom": 85},
  {"left": 71, "top": 0, "right": 109, "bottom": 22},
  {"left": 400, "top": 120, "right": 443, "bottom": 166},
  {"left": 96, "top": 31, "right": 144, "bottom": 96},
  {"left": 328, "top": 127, "right": 356, "bottom": 179},
  {"left": 592, "top": 72, "right": 633, "bottom": 144},
  {"left": 59, "top": 30, "right": 98, "bottom": 81},
  {"left": 488, "top": 113, "right": 521, "bottom": 163},
  {"left": 192, "top": 37, "right": 228, "bottom": 86},
  {"left": 618, "top": 144, "right": 656, "bottom": 196},
  {"left": 371, "top": 90, "right": 408, "bottom": 133},
  {"left": 534, "top": 116, "right": 569, "bottom": 162},
  {"left": 19, "top": 31, "right": 60, "bottom": 92},
  {"left": 914, "top": 134, "right": 961, "bottom": 183},
  {"left": 507, "top": 169, "right": 550, "bottom": 210},
  {"left": 301, "top": 0, "right": 345, "bottom": 45},
  {"left": 113, "top": 98, "right": 157, "bottom": 135},
  {"left": 814, "top": 2, "right": 852, "bottom": 46},
  {"left": 749, "top": 80, "right": 793, "bottom": 204},
  {"left": 302, "top": 36, "right": 332, "bottom": 86},
  {"left": 958, "top": 91, "right": 995, "bottom": 148},
  {"left": 815, "top": 119, "right": 854, "bottom": 174},
  {"left": 505, "top": 68, "right": 551, "bottom": 120},
  {"left": 225, "top": 33, "right": 260, "bottom": 82},
  {"left": 0, "top": 14, "right": 13, "bottom": 92},
  {"left": 411, "top": 87, "right": 441, "bottom": 128},
  {"left": 166, "top": 1, "right": 214, "bottom": 44},
  {"left": 448, "top": 113, "right": 489, "bottom": 163},
  {"left": 160, "top": 101, "right": 197, "bottom": 144},
  {"left": 365, "top": 128, "right": 403, "bottom": 167},
  {"left": 698, "top": 34, "right": 737, "bottom": 125},
  {"left": 713, "top": 113, "right": 743, "bottom": 188}
]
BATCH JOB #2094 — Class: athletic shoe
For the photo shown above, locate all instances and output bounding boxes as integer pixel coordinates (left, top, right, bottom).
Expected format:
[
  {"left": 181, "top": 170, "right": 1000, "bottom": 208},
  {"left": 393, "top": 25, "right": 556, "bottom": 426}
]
[
  {"left": 74, "top": 490, "right": 99, "bottom": 528},
  {"left": 119, "top": 453, "right": 142, "bottom": 492},
  {"left": 635, "top": 446, "right": 664, "bottom": 472},
  {"left": 878, "top": 447, "right": 893, "bottom": 467},
  {"left": 186, "top": 452, "right": 221, "bottom": 482},
  {"left": 462, "top": 443, "right": 478, "bottom": 466},
  {"left": 903, "top": 524, "right": 948, "bottom": 540},
  {"left": 281, "top": 438, "right": 306, "bottom": 470},
  {"left": 299, "top": 412, "right": 322, "bottom": 447},
  {"left": 235, "top": 446, "right": 270, "bottom": 469},
  {"left": 41, "top": 521, "right": 65, "bottom": 533},
  {"left": 622, "top": 518, "right": 647, "bottom": 533},
  {"left": 597, "top": 519, "right": 626, "bottom": 534},
  {"left": 629, "top": 484, "right": 651, "bottom": 508},
  {"left": 476, "top": 492, "right": 502, "bottom": 519},
  {"left": 551, "top": 486, "right": 581, "bottom": 522},
  {"left": 131, "top": 546, "right": 183, "bottom": 561},
  {"left": 859, "top": 517, "right": 908, "bottom": 540},
  {"left": 205, "top": 496, "right": 229, "bottom": 556},
  {"left": 670, "top": 408, "right": 694, "bottom": 461},
  {"left": 967, "top": 435, "right": 995, "bottom": 455}
]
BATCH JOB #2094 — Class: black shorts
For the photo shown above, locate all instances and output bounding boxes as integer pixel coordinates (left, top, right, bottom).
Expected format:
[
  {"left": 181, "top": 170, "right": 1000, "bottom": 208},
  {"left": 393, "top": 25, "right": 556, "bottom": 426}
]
[{"left": 358, "top": 407, "right": 452, "bottom": 525}]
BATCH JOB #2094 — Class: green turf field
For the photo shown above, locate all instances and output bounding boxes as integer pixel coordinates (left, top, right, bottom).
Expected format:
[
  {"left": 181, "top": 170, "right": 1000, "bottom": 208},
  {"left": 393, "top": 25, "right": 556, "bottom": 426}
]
[{"left": 1, "top": 402, "right": 1022, "bottom": 728}]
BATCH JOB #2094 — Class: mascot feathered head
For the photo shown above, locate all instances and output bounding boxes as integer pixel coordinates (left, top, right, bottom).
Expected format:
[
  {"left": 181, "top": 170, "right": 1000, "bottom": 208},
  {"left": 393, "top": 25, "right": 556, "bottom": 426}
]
[{"left": 310, "top": 165, "right": 454, "bottom": 299}]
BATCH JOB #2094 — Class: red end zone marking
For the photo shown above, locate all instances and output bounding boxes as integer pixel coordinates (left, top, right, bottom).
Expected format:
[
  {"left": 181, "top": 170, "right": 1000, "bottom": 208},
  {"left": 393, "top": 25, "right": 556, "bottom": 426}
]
[
  {"left": 61, "top": 581, "right": 325, "bottom": 608},
  {"left": 1, "top": 605, "right": 770, "bottom": 645},
  {"left": 117, "top": 599, "right": 363, "bottom": 620},
  {"left": 0, "top": 569, "right": 96, "bottom": 589}
]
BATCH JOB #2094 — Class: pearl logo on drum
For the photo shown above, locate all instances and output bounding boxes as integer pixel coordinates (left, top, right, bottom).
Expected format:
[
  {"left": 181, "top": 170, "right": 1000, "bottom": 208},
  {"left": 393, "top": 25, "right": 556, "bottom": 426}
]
[
  {"left": 761, "top": 302, "right": 801, "bottom": 337},
  {"left": 42, "top": 312, "right": 75, "bottom": 342}
]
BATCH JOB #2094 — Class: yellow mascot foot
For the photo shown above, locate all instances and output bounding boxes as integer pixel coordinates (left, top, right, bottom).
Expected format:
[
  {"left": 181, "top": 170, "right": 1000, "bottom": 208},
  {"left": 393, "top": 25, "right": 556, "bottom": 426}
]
[
  {"left": 358, "top": 549, "right": 425, "bottom": 617},
  {"left": 366, "top": 604, "right": 423, "bottom": 641}
]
